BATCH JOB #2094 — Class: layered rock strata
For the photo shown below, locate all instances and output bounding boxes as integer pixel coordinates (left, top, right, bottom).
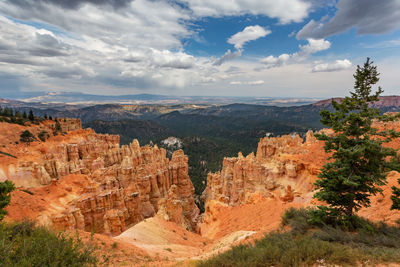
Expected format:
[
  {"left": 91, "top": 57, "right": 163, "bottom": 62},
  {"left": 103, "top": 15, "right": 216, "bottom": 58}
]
[
  {"left": 201, "top": 121, "right": 400, "bottom": 236},
  {"left": 203, "top": 130, "right": 321, "bottom": 207},
  {"left": 1, "top": 121, "right": 198, "bottom": 235}
]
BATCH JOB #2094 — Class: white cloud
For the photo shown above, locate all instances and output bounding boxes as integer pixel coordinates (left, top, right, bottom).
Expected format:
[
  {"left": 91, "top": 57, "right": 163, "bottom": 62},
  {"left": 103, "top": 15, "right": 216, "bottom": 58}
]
[
  {"left": 228, "top": 25, "right": 271, "bottom": 49},
  {"left": 260, "top": 54, "right": 290, "bottom": 68},
  {"left": 0, "top": 1, "right": 207, "bottom": 92},
  {"left": 0, "top": 0, "right": 191, "bottom": 51},
  {"left": 213, "top": 49, "right": 242, "bottom": 66},
  {"left": 180, "top": 0, "right": 311, "bottom": 24},
  {"left": 0, "top": 0, "right": 397, "bottom": 98},
  {"left": 297, "top": 38, "right": 331, "bottom": 56},
  {"left": 312, "top": 59, "right": 352, "bottom": 72},
  {"left": 260, "top": 39, "right": 330, "bottom": 69},
  {"left": 215, "top": 25, "right": 271, "bottom": 66},
  {"left": 248, "top": 80, "right": 264, "bottom": 85},
  {"left": 230, "top": 80, "right": 264, "bottom": 85},
  {"left": 230, "top": 81, "right": 242, "bottom": 85},
  {"left": 150, "top": 49, "right": 195, "bottom": 69}
]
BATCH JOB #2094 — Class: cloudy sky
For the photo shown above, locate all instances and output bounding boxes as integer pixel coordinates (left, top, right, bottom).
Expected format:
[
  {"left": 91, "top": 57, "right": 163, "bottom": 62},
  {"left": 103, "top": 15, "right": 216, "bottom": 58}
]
[{"left": 0, "top": 0, "right": 399, "bottom": 98}]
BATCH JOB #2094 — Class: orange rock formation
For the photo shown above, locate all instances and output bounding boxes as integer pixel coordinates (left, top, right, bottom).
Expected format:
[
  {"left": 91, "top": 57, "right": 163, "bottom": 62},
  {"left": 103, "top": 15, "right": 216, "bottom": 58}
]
[
  {"left": 200, "top": 122, "right": 400, "bottom": 238},
  {"left": 0, "top": 120, "right": 198, "bottom": 235}
]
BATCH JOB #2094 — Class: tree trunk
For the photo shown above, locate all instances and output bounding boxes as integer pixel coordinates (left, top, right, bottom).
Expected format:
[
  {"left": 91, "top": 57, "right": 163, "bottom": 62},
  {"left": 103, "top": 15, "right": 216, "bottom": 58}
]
[{"left": 345, "top": 202, "right": 354, "bottom": 217}]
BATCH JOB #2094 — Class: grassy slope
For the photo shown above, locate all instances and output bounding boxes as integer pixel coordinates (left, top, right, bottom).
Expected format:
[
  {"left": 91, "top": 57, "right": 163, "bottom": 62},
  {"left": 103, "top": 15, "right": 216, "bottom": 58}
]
[{"left": 197, "top": 208, "right": 400, "bottom": 267}]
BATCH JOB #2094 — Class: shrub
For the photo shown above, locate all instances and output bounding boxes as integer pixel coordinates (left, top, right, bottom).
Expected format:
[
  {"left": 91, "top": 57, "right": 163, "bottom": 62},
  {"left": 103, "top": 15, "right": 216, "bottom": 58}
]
[
  {"left": 198, "top": 232, "right": 357, "bottom": 267},
  {"left": 281, "top": 207, "right": 313, "bottom": 234},
  {"left": 20, "top": 130, "right": 36, "bottom": 143},
  {"left": 0, "top": 220, "right": 98, "bottom": 266},
  {"left": 198, "top": 208, "right": 400, "bottom": 267},
  {"left": 38, "top": 130, "right": 50, "bottom": 142}
]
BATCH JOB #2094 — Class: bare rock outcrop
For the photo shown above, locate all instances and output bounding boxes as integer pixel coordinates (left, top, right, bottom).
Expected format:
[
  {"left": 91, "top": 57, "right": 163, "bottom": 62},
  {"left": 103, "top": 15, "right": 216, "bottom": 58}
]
[
  {"left": 1, "top": 121, "right": 199, "bottom": 235},
  {"left": 203, "top": 132, "right": 320, "bottom": 208},
  {"left": 201, "top": 121, "right": 400, "bottom": 237}
]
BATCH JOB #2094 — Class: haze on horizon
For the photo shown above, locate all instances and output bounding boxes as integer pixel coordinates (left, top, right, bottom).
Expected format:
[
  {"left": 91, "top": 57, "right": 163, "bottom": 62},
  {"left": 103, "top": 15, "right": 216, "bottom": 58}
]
[{"left": 0, "top": 0, "right": 399, "bottom": 99}]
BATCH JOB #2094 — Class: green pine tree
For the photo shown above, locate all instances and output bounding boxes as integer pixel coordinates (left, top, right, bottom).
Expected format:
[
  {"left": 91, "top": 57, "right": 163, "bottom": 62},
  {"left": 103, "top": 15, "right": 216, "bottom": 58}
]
[
  {"left": 311, "top": 58, "right": 400, "bottom": 225},
  {"left": 0, "top": 180, "right": 15, "bottom": 221},
  {"left": 28, "top": 109, "right": 35, "bottom": 121},
  {"left": 392, "top": 180, "right": 400, "bottom": 210}
]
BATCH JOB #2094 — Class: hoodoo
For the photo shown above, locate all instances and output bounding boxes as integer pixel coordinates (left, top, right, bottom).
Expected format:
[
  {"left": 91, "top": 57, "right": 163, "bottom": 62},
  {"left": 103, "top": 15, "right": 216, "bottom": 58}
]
[
  {"left": 0, "top": 119, "right": 199, "bottom": 235},
  {"left": 200, "top": 121, "right": 400, "bottom": 238}
]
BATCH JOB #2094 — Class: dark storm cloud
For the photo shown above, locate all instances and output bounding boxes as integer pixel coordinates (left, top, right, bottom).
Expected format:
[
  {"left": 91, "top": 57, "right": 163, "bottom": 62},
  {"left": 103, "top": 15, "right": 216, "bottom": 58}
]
[
  {"left": 0, "top": 56, "right": 43, "bottom": 66},
  {"left": 28, "top": 33, "right": 70, "bottom": 57},
  {"left": 42, "top": 69, "right": 82, "bottom": 79},
  {"left": 27, "top": 47, "right": 68, "bottom": 57},
  {"left": 297, "top": 0, "right": 400, "bottom": 39},
  {"left": 10, "top": 0, "right": 132, "bottom": 10}
]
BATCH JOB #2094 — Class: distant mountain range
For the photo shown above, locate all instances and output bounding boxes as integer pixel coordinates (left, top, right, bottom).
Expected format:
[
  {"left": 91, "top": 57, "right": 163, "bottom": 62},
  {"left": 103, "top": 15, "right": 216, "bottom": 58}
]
[
  {"left": 2, "top": 95, "right": 400, "bottom": 162},
  {"left": 1, "top": 95, "right": 399, "bottom": 125},
  {"left": 3, "top": 91, "right": 321, "bottom": 106}
]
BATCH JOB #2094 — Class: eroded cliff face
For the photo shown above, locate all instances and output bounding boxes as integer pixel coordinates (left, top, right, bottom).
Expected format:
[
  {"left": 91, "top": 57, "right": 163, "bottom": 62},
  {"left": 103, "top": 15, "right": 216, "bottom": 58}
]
[
  {"left": 0, "top": 120, "right": 199, "bottom": 235},
  {"left": 203, "top": 131, "right": 321, "bottom": 207},
  {"left": 201, "top": 123, "right": 400, "bottom": 238}
]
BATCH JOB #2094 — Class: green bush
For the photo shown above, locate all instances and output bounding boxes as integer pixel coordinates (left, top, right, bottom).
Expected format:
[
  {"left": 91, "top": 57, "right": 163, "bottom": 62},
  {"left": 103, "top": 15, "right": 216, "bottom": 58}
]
[
  {"left": 197, "top": 208, "right": 400, "bottom": 267},
  {"left": 281, "top": 207, "right": 313, "bottom": 234},
  {"left": 38, "top": 130, "right": 50, "bottom": 142},
  {"left": 198, "top": 232, "right": 357, "bottom": 267},
  {"left": 0, "top": 220, "right": 98, "bottom": 267},
  {"left": 20, "top": 130, "right": 36, "bottom": 143}
]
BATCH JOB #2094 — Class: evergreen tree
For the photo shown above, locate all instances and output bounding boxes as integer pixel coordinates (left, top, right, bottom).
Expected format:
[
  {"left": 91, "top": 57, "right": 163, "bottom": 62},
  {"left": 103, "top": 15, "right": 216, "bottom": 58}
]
[
  {"left": 15, "top": 111, "right": 22, "bottom": 118},
  {"left": 55, "top": 119, "right": 61, "bottom": 132},
  {"left": 392, "top": 180, "right": 400, "bottom": 210},
  {"left": 311, "top": 58, "right": 400, "bottom": 225},
  {"left": 28, "top": 110, "right": 34, "bottom": 121},
  {"left": 3, "top": 108, "right": 11, "bottom": 117},
  {"left": 0, "top": 180, "right": 15, "bottom": 221},
  {"left": 22, "top": 111, "right": 27, "bottom": 119}
]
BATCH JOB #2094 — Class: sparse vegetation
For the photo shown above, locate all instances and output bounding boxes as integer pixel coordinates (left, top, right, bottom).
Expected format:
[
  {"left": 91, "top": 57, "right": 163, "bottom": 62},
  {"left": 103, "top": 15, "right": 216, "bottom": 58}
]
[
  {"left": 54, "top": 119, "right": 62, "bottom": 134},
  {"left": 20, "top": 130, "right": 36, "bottom": 143},
  {"left": 38, "top": 130, "right": 50, "bottom": 142},
  {"left": 0, "top": 220, "right": 98, "bottom": 266},
  {"left": 0, "top": 106, "right": 49, "bottom": 125},
  {"left": 392, "top": 179, "right": 400, "bottom": 210},
  {"left": 198, "top": 208, "right": 400, "bottom": 267}
]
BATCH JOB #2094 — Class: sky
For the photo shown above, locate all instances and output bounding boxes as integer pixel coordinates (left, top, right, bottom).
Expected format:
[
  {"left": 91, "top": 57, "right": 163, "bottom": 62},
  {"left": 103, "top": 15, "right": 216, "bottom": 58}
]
[{"left": 0, "top": 0, "right": 399, "bottom": 98}]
